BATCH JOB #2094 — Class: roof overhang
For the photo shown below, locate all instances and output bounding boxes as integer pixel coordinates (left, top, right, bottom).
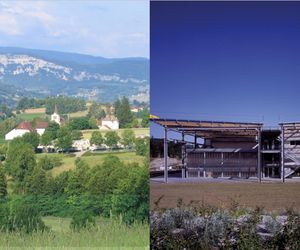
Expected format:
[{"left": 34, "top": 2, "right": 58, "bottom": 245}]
[
  {"left": 151, "top": 118, "right": 263, "bottom": 138},
  {"left": 279, "top": 122, "right": 300, "bottom": 130}
]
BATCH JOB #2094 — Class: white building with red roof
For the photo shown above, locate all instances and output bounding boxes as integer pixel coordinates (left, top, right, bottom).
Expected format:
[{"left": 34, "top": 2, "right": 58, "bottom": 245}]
[
  {"left": 35, "top": 121, "right": 49, "bottom": 136},
  {"left": 5, "top": 120, "right": 49, "bottom": 140}
]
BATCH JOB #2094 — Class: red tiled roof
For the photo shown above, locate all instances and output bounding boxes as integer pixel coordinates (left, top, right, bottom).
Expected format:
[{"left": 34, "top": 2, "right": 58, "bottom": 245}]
[
  {"left": 36, "top": 121, "right": 49, "bottom": 129},
  {"left": 16, "top": 121, "right": 34, "bottom": 131}
]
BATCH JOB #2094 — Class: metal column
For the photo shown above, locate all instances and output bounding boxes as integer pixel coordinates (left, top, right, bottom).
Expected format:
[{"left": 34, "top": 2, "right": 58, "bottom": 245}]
[
  {"left": 221, "top": 152, "right": 224, "bottom": 178},
  {"left": 181, "top": 132, "right": 185, "bottom": 178},
  {"left": 203, "top": 152, "right": 206, "bottom": 178},
  {"left": 257, "top": 127, "right": 262, "bottom": 183},
  {"left": 281, "top": 126, "right": 285, "bottom": 183},
  {"left": 164, "top": 127, "right": 168, "bottom": 183}
]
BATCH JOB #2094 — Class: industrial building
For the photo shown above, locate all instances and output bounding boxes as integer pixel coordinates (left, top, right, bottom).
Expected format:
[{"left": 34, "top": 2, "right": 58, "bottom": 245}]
[{"left": 151, "top": 118, "right": 300, "bottom": 182}]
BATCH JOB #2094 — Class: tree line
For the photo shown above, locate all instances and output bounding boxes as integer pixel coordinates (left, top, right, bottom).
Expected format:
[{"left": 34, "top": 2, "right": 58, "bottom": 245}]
[
  {"left": 16, "top": 96, "right": 87, "bottom": 115},
  {"left": 0, "top": 140, "right": 148, "bottom": 226}
]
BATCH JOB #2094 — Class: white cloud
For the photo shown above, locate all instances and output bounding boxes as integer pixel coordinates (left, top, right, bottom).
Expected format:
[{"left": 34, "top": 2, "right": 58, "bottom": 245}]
[
  {"left": 0, "top": 1, "right": 149, "bottom": 57},
  {"left": 0, "top": 13, "right": 22, "bottom": 35},
  {"left": 0, "top": 1, "right": 56, "bottom": 36}
]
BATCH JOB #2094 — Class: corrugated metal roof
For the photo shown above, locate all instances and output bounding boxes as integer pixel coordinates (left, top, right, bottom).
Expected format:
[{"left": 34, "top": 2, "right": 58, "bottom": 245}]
[{"left": 151, "top": 118, "right": 262, "bottom": 138}]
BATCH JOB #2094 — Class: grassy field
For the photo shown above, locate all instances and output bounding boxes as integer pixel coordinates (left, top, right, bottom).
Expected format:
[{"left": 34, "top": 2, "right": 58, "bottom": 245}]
[
  {"left": 151, "top": 182, "right": 300, "bottom": 213},
  {"left": 36, "top": 151, "right": 145, "bottom": 176},
  {"left": 0, "top": 216, "right": 149, "bottom": 249},
  {"left": 0, "top": 138, "right": 7, "bottom": 145},
  {"left": 23, "top": 108, "right": 46, "bottom": 114},
  {"left": 68, "top": 110, "right": 89, "bottom": 118},
  {"left": 16, "top": 113, "right": 48, "bottom": 121},
  {"left": 82, "top": 127, "right": 149, "bottom": 139}
]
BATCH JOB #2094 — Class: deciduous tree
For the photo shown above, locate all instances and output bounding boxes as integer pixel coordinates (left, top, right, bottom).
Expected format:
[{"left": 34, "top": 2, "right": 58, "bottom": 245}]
[
  {"left": 90, "top": 131, "right": 104, "bottom": 146},
  {"left": 5, "top": 141, "right": 36, "bottom": 193},
  {"left": 105, "top": 131, "right": 120, "bottom": 149},
  {"left": 56, "top": 126, "right": 73, "bottom": 152},
  {"left": 121, "top": 129, "right": 135, "bottom": 149}
]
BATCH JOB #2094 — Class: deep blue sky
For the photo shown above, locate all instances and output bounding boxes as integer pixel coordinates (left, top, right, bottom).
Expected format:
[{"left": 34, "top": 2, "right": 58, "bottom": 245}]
[{"left": 151, "top": 1, "right": 300, "bottom": 137}]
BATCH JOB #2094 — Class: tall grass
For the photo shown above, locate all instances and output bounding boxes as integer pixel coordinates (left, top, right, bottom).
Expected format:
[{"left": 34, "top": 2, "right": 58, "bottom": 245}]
[{"left": 0, "top": 217, "right": 149, "bottom": 249}]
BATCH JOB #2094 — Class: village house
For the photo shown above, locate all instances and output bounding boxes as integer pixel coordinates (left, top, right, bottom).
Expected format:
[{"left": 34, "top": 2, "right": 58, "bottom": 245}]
[
  {"left": 97, "top": 115, "right": 119, "bottom": 130},
  {"left": 5, "top": 121, "right": 34, "bottom": 140},
  {"left": 35, "top": 121, "right": 49, "bottom": 136},
  {"left": 5, "top": 120, "right": 49, "bottom": 140},
  {"left": 4, "top": 107, "right": 60, "bottom": 140}
]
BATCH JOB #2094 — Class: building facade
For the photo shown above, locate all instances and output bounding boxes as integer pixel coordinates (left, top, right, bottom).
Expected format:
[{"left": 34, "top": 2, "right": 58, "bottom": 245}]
[
  {"left": 97, "top": 115, "right": 119, "bottom": 130},
  {"left": 5, "top": 120, "right": 49, "bottom": 140},
  {"left": 151, "top": 118, "right": 300, "bottom": 182}
]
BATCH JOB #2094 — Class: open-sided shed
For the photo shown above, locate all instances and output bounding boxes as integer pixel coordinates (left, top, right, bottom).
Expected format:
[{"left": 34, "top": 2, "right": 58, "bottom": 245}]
[{"left": 151, "top": 118, "right": 264, "bottom": 182}]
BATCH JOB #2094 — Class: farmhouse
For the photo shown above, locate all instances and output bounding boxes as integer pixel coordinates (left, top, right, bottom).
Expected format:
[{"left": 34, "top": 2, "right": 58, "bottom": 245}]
[
  {"left": 35, "top": 121, "right": 49, "bottom": 136},
  {"left": 5, "top": 121, "right": 34, "bottom": 140},
  {"left": 5, "top": 120, "right": 49, "bottom": 140},
  {"left": 151, "top": 118, "right": 300, "bottom": 182},
  {"left": 97, "top": 115, "right": 119, "bottom": 130}
]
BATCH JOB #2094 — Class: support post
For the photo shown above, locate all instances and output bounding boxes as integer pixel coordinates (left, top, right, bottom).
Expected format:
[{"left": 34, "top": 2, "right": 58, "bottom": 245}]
[
  {"left": 194, "top": 134, "right": 197, "bottom": 149},
  {"left": 181, "top": 132, "right": 185, "bottom": 178},
  {"left": 257, "top": 127, "right": 262, "bottom": 183},
  {"left": 281, "top": 126, "right": 285, "bottom": 183},
  {"left": 203, "top": 152, "right": 206, "bottom": 178},
  {"left": 164, "top": 127, "right": 168, "bottom": 183},
  {"left": 221, "top": 152, "right": 224, "bottom": 178}
]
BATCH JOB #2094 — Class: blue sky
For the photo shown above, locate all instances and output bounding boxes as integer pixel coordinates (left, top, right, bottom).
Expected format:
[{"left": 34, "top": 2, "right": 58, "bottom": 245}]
[
  {"left": 0, "top": 1, "right": 149, "bottom": 58},
  {"left": 151, "top": 1, "right": 300, "bottom": 137}
]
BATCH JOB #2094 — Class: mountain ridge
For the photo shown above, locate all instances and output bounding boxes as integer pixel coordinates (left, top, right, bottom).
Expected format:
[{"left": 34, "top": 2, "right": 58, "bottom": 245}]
[{"left": 0, "top": 47, "right": 149, "bottom": 105}]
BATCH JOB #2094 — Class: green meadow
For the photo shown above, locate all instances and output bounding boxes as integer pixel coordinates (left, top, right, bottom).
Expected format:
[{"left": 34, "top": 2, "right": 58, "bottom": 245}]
[
  {"left": 36, "top": 151, "right": 146, "bottom": 176},
  {"left": 0, "top": 217, "right": 149, "bottom": 249}
]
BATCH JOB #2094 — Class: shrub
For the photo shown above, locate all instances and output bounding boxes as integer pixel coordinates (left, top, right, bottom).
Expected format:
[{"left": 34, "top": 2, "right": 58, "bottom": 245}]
[
  {"left": 0, "top": 165, "right": 7, "bottom": 198},
  {"left": 0, "top": 201, "right": 47, "bottom": 234},
  {"left": 0, "top": 203, "right": 11, "bottom": 232},
  {"left": 135, "top": 137, "right": 149, "bottom": 157},
  {"left": 11, "top": 203, "right": 48, "bottom": 233},
  {"left": 38, "top": 155, "right": 62, "bottom": 171},
  {"left": 70, "top": 209, "right": 96, "bottom": 232}
]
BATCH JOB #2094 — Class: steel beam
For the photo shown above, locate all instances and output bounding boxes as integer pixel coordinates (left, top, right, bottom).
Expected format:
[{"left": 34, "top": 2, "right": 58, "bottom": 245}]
[
  {"left": 164, "top": 127, "right": 168, "bottom": 183},
  {"left": 281, "top": 126, "right": 285, "bottom": 183},
  {"left": 181, "top": 132, "right": 185, "bottom": 178},
  {"left": 257, "top": 128, "right": 262, "bottom": 183}
]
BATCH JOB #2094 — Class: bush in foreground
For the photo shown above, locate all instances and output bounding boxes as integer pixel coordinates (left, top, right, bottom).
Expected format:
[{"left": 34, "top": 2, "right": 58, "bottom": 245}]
[
  {"left": 70, "top": 209, "right": 96, "bottom": 232},
  {"left": 0, "top": 202, "right": 47, "bottom": 234},
  {"left": 151, "top": 202, "right": 300, "bottom": 250}
]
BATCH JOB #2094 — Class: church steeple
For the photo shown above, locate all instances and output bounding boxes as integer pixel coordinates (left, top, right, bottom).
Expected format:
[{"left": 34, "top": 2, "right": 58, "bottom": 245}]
[
  {"left": 51, "top": 104, "right": 61, "bottom": 125},
  {"left": 54, "top": 105, "right": 58, "bottom": 114}
]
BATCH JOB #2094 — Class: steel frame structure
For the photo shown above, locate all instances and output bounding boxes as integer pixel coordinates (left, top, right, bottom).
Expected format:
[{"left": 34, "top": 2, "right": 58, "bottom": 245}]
[{"left": 151, "top": 118, "right": 264, "bottom": 183}]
